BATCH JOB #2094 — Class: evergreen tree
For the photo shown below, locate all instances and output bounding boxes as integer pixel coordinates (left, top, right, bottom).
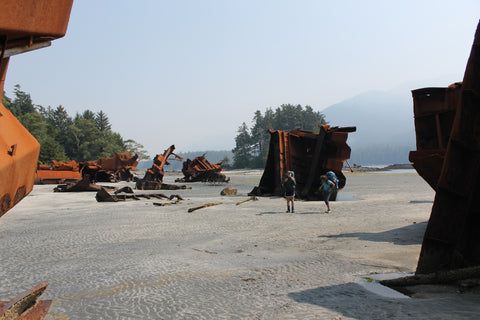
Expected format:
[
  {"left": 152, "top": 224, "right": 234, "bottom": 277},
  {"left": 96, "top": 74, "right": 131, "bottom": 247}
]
[{"left": 232, "top": 122, "right": 253, "bottom": 169}]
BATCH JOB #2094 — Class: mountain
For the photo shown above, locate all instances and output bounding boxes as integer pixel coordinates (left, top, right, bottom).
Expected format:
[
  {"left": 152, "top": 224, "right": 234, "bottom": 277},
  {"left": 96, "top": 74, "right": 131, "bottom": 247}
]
[{"left": 322, "top": 88, "right": 417, "bottom": 165}]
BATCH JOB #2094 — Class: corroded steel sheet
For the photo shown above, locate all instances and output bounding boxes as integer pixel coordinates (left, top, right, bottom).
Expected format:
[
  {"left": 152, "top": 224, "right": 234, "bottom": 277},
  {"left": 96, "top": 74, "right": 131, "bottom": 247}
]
[
  {"left": 136, "top": 145, "right": 183, "bottom": 189},
  {"left": 0, "top": 282, "right": 52, "bottom": 320},
  {"left": 415, "top": 20, "right": 480, "bottom": 274},
  {"left": 80, "top": 152, "right": 139, "bottom": 182},
  {"left": 179, "top": 154, "right": 230, "bottom": 182},
  {"left": 250, "top": 124, "right": 355, "bottom": 200}
]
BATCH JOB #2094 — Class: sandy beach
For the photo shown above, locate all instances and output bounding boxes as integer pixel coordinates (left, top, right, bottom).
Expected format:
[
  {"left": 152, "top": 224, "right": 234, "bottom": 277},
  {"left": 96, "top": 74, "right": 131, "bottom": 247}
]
[{"left": 1, "top": 170, "right": 480, "bottom": 319}]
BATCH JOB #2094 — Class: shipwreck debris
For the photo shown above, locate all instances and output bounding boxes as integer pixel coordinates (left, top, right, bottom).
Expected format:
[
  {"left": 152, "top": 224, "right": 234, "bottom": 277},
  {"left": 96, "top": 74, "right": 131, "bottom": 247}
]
[
  {"left": 176, "top": 154, "right": 230, "bottom": 183},
  {"left": 249, "top": 124, "right": 356, "bottom": 200},
  {"left": 80, "top": 152, "right": 139, "bottom": 183},
  {"left": 34, "top": 161, "right": 82, "bottom": 185},
  {"left": 53, "top": 176, "right": 116, "bottom": 192},
  {"left": 135, "top": 145, "right": 187, "bottom": 190},
  {"left": 95, "top": 188, "right": 171, "bottom": 202},
  {"left": 410, "top": 21, "right": 480, "bottom": 275},
  {"left": 0, "top": 282, "right": 52, "bottom": 320}
]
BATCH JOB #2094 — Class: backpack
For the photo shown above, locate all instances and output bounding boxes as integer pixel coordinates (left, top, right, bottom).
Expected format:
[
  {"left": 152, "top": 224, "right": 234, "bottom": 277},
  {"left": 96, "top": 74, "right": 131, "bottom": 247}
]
[{"left": 326, "top": 171, "right": 338, "bottom": 190}]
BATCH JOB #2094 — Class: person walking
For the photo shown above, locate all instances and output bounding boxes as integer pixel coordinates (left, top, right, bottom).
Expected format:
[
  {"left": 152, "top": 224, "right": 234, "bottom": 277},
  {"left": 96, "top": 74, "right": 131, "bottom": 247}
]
[
  {"left": 283, "top": 171, "right": 296, "bottom": 213},
  {"left": 320, "top": 174, "right": 335, "bottom": 213}
]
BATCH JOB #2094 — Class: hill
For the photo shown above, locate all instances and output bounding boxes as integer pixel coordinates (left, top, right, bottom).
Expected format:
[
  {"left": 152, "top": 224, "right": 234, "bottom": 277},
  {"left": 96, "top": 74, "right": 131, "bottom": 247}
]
[{"left": 322, "top": 88, "right": 417, "bottom": 165}]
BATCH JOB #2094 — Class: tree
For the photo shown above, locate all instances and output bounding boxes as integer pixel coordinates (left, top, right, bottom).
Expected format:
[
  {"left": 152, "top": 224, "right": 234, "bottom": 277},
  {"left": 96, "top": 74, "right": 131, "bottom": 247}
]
[
  {"left": 232, "top": 122, "right": 253, "bottom": 169},
  {"left": 124, "top": 139, "right": 150, "bottom": 160},
  {"left": 95, "top": 110, "right": 111, "bottom": 132},
  {"left": 8, "top": 84, "right": 35, "bottom": 116},
  {"left": 232, "top": 104, "right": 327, "bottom": 168}
]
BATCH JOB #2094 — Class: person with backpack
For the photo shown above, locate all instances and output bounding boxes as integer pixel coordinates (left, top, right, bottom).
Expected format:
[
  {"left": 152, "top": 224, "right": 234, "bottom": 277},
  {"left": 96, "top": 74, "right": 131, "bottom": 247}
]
[
  {"left": 283, "top": 171, "right": 296, "bottom": 213},
  {"left": 320, "top": 173, "right": 336, "bottom": 213}
]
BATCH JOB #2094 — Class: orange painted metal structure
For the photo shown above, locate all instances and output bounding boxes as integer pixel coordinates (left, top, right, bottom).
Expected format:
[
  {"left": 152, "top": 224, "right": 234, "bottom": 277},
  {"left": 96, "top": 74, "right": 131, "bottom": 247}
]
[
  {"left": 1, "top": 0, "right": 73, "bottom": 218},
  {"left": 412, "top": 21, "right": 480, "bottom": 274},
  {"left": 34, "top": 160, "right": 82, "bottom": 184},
  {"left": 249, "top": 124, "right": 356, "bottom": 200},
  {"left": 0, "top": 1, "right": 73, "bottom": 318}
]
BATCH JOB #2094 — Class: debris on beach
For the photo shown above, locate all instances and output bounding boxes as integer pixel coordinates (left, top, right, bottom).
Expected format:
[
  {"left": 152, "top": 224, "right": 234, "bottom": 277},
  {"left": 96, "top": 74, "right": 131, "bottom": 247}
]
[
  {"left": 236, "top": 196, "right": 258, "bottom": 205},
  {"left": 0, "top": 282, "right": 52, "bottom": 320},
  {"left": 54, "top": 176, "right": 116, "bottom": 192},
  {"left": 188, "top": 202, "right": 222, "bottom": 213},
  {"left": 135, "top": 145, "right": 187, "bottom": 190},
  {"left": 95, "top": 187, "right": 172, "bottom": 202},
  {"left": 410, "top": 21, "right": 480, "bottom": 275},
  {"left": 35, "top": 160, "right": 82, "bottom": 185},
  {"left": 80, "top": 152, "right": 139, "bottom": 183},
  {"left": 175, "top": 154, "right": 230, "bottom": 183},
  {"left": 249, "top": 124, "right": 356, "bottom": 200}
]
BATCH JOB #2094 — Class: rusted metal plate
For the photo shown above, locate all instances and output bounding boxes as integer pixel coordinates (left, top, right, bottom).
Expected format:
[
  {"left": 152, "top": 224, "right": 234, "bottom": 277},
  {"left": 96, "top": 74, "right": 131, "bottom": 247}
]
[
  {"left": 0, "top": 0, "right": 73, "bottom": 40},
  {"left": 0, "top": 282, "right": 52, "bottom": 320},
  {"left": 136, "top": 145, "right": 183, "bottom": 190},
  {"left": 80, "top": 152, "right": 139, "bottom": 182},
  {"left": 177, "top": 154, "right": 230, "bottom": 183},
  {"left": 249, "top": 124, "right": 355, "bottom": 200},
  {"left": 415, "top": 21, "right": 480, "bottom": 274},
  {"left": 409, "top": 83, "right": 461, "bottom": 189}
]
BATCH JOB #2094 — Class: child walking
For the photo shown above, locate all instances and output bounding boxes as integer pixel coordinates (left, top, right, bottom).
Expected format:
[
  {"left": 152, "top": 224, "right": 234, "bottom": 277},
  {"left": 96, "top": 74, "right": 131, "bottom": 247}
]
[
  {"left": 320, "top": 174, "right": 335, "bottom": 213},
  {"left": 283, "top": 171, "right": 296, "bottom": 213}
]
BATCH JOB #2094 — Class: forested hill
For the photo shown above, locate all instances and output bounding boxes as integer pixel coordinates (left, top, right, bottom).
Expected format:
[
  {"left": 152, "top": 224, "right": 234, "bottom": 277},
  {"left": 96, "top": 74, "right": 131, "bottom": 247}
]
[{"left": 322, "top": 88, "right": 416, "bottom": 165}]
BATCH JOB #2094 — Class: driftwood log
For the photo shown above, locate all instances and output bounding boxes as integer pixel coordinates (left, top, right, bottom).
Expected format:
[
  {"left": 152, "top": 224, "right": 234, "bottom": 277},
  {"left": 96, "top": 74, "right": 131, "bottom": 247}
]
[
  {"left": 380, "top": 266, "right": 480, "bottom": 287},
  {"left": 235, "top": 196, "right": 258, "bottom": 205},
  {"left": 188, "top": 202, "right": 222, "bottom": 213}
]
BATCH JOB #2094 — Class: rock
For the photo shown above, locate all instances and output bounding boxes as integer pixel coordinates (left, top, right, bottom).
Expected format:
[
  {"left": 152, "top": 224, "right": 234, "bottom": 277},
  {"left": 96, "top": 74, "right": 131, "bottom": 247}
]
[{"left": 221, "top": 187, "right": 237, "bottom": 196}]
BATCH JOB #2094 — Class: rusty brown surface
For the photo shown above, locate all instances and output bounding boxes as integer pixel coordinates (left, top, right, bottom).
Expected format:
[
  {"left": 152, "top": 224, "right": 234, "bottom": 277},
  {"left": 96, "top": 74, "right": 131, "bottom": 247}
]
[
  {"left": 0, "top": 282, "right": 51, "bottom": 320},
  {"left": 408, "top": 83, "right": 462, "bottom": 190},
  {"left": 80, "top": 152, "right": 139, "bottom": 182},
  {"left": 177, "top": 154, "right": 230, "bottom": 183},
  {"left": 136, "top": 145, "right": 183, "bottom": 190},
  {"left": 249, "top": 124, "right": 356, "bottom": 200},
  {"left": 0, "top": 0, "right": 73, "bottom": 219},
  {"left": 415, "top": 20, "right": 480, "bottom": 274}
]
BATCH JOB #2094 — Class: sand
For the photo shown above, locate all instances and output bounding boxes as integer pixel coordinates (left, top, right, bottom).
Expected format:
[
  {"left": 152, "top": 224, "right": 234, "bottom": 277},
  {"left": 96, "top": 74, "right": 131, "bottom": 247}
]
[{"left": 1, "top": 170, "right": 479, "bottom": 319}]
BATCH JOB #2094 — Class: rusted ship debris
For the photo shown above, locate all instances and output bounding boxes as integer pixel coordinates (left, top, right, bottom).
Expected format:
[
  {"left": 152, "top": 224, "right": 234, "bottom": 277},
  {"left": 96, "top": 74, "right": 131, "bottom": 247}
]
[
  {"left": 410, "top": 20, "right": 480, "bottom": 275},
  {"left": 249, "top": 124, "right": 356, "bottom": 200},
  {"left": 80, "top": 151, "right": 139, "bottom": 182},
  {"left": 176, "top": 154, "right": 230, "bottom": 183},
  {"left": 34, "top": 160, "right": 82, "bottom": 185},
  {"left": 136, "top": 145, "right": 187, "bottom": 190},
  {"left": 0, "top": 0, "right": 73, "bottom": 318}
]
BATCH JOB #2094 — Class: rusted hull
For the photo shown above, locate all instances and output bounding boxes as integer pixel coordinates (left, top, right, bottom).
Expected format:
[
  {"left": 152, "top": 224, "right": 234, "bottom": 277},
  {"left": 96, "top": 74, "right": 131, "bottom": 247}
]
[
  {"left": 34, "top": 169, "right": 82, "bottom": 185},
  {"left": 408, "top": 84, "right": 461, "bottom": 189},
  {"left": 0, "top": 282, "right": 52, "bottom": 320},
  {"left": 136, "top": 145, "right": 183, "bottom": 189},
  {"left": 415, "top": 20, "right": 480, "bottom": 274},
  {"left": 250, "top": 125, "right": 355, "bottom": 200},
  {"left": 178, "top": 155, "right": 230, "bottom": 182}
]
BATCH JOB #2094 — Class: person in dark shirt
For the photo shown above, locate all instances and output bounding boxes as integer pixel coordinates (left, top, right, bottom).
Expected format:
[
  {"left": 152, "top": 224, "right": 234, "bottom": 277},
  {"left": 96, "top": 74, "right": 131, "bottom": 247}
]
[{"left": 283, "top": 171, "right": 296, "bottom": 213}]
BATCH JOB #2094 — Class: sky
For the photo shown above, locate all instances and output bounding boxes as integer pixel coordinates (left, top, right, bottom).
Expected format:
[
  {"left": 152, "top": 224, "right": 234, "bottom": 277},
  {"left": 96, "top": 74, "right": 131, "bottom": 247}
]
[{"left": 3, "top": 1, "right": 480, "bottom": 156}]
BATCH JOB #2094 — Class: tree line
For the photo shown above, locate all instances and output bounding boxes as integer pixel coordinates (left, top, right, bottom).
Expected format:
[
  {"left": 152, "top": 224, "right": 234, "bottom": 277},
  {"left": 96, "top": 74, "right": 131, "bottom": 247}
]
[
  {"left": 232, "top": 104, "right": 326, "bottom": 168},
  {"left": 2, "top": 85, "right": 149, "bottom": 164}
]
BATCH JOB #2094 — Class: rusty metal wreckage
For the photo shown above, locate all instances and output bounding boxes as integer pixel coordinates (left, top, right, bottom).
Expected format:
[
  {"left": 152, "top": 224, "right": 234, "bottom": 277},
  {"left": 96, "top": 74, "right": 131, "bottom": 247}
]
[{"left": 1, "top": 0, "right": 480, "bottom": 316}]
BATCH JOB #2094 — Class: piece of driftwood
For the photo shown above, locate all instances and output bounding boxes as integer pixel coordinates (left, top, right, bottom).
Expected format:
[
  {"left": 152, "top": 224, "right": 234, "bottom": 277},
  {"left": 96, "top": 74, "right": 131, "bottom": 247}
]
[
  {"left": 235, "top": 196, "right": 258, "bottom": 205},
  {"left": 380, "top": 265, "right": 480, "bottom": 287},
  {"left": 188, "top": 202, "right": 222, "bottom": 213}
]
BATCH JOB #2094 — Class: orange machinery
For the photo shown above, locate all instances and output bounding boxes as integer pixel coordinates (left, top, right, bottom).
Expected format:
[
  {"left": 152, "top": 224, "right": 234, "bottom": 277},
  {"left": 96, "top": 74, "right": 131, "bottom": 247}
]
[
  {"left": 0, "top": 0, "right": 73, "bottom": 218},
  {"left": 0, "top": 1, "right": 73, "bottom": 319}
]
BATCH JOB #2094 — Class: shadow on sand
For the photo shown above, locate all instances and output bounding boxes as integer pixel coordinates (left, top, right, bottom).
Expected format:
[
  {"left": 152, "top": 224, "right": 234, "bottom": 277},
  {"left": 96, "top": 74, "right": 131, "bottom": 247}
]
[{"left": 319, "top": 222, "right": 428, "bottom": 245}]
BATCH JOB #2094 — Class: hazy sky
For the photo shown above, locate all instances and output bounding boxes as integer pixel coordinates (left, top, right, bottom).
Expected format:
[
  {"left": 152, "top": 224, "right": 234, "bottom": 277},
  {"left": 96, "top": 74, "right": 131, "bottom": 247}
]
[{"left": 4, "top": 1, "right": 480, "bottom": 156}]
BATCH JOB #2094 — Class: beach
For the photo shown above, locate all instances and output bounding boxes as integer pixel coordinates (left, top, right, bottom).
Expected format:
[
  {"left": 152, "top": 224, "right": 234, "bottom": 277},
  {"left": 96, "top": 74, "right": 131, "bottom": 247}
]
[{"left": 1, "top": 170, "right": 479, "bottom": 319}]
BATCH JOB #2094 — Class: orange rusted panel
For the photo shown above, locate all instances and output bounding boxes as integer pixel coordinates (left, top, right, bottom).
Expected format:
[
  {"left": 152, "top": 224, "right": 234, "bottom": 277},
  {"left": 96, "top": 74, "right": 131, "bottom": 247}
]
[
  {"left": 136, "top": 145, "right": 183, "bottom": 189},
  {"left": 34, "top": 169, "right": 82, "bottom": 185},
  {"left": 80, "top": 152, "right": 139, "bottom": 182},
  {"left": 178, "top": 154, "right": 230, "bottom": 182},
  {"left": 0, "top": 282, "right": 51, "bottom": 320},
  {"left": 0, "top": 0, "right": 73, "bottom": 40},
  {"left": 249, "top": 124, "right": 355, "bottom": 200}
]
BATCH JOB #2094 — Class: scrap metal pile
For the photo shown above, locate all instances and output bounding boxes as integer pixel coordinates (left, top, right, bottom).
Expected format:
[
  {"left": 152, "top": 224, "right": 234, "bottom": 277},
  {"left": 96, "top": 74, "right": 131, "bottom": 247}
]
[
  {"left": 249, "top": 124, "right": 356, "bottom": 200},
  {"left": 79, "top": 151, "right": 138, "bottom": 182},
  {"left": 35, "top": 160, "right": 82, "bottom": 184},
  {"left": 136, "top": 145, "right": 185, "bottom": 190},
  {"left": 410, "top": 21, "right": 480, "bottom": 274},
  {"left": 176, "top": 154, "right": 230, "bottom": 183}
]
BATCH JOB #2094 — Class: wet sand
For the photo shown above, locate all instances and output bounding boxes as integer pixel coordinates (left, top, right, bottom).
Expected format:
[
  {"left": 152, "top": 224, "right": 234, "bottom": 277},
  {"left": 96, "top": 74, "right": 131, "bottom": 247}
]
[{"left": 1, "top": 171, "right": 479, "bottom": 319}]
